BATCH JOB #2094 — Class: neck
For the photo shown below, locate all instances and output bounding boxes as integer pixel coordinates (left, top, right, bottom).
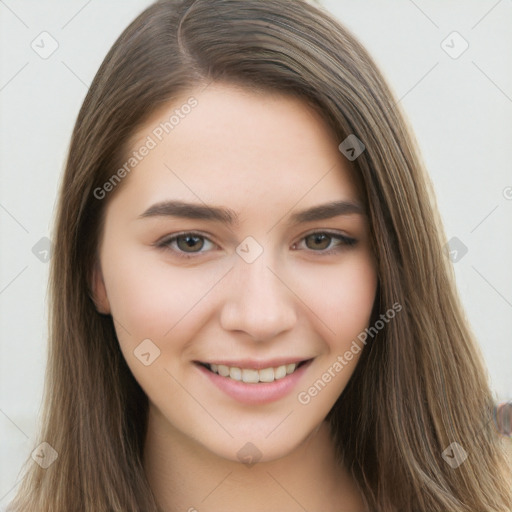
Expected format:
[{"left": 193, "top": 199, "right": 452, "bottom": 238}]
[{"left": 143, "top": 404, "right": 366, "bottom": 512}]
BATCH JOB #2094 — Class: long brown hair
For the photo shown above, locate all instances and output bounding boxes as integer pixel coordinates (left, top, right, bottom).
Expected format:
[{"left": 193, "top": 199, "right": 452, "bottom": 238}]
[{"left": 9, "top": 0, "right": 511, "bottom": 510}]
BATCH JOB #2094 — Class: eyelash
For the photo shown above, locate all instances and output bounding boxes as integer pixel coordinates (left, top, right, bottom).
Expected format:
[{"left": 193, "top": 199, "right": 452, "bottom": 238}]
[{"left": 155, "top": 230, "right": 357, "bottom": 260}]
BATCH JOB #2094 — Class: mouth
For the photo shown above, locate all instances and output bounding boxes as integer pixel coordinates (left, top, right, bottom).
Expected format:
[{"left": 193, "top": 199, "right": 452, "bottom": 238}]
[{"left": 195, "top": 359, "right": 312, "bottom": 384}]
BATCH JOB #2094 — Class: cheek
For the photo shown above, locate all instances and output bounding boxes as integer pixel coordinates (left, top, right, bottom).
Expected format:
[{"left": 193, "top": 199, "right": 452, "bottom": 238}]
[
  {"left": 294, "top": 257, "right": 377, "bottom": 409},
  {"left": 101, "top": 252, "right": 189, "bottom": 341},
  {"left": 301, "top": 253, "right": 378, "bottom": 347},
  {"left": 101, "top": 248, "right": 231, "bottom": 351},
  {"left": 100, "top": 252, "right": 216, "bottom": 400}
]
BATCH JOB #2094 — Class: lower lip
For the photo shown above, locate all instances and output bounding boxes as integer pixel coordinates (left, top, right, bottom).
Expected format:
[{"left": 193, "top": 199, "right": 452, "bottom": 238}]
[{"left": 196, "top": 360, "right": 313, "bottom": 405}]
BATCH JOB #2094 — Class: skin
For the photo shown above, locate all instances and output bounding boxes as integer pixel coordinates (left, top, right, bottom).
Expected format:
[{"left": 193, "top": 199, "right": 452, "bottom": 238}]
[{"left": 92, "top": 83, "right": 377, "bottom": 512}]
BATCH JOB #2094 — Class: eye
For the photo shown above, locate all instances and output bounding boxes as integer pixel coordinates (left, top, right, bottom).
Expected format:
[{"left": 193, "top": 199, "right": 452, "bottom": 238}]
[
  {"left": 155, "top": 230, "right": 357, "bottom": 260},
  {"left": 292, "top": 231, "right": 357, "bottom": 255},
  {"left": 156, "top": 232, "right": 217, "bottom": 259}
]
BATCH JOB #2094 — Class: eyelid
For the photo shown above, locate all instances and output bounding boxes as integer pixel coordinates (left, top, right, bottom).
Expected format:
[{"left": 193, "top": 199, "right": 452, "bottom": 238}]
[
  {"left": 293, "top": 229, "right": 357, "bottom": 253},
  {"left": 154, "top": 230, "right": 218, "bottom": 256},
  {"left": 155, "top": 229, "right": 357, "bottom": 259}
]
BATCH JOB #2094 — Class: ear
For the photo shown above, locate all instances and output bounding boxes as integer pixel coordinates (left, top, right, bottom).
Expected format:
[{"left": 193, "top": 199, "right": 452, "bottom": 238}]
[{"left": 89, "top": 260, "right": 111, "bottom": 315}]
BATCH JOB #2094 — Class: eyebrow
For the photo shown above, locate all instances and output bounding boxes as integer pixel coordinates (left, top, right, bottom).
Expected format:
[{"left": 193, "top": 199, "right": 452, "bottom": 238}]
[{"left": 138, "top": 199, "right": 365, "bottom": 226}]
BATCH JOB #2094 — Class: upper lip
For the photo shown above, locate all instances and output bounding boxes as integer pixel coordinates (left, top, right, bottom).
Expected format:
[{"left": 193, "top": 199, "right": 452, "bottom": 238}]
[{"left": 196, "top": 357, "right": 312, "bottom": 370}]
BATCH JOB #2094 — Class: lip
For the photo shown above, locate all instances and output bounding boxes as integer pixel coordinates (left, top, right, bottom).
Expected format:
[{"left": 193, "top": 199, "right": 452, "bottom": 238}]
[
  {"left": 195, "top": 358, "right": 313, "bottom": 405},
  {"left": 199, "top": 357, "right": 308, "bottom": 370}
]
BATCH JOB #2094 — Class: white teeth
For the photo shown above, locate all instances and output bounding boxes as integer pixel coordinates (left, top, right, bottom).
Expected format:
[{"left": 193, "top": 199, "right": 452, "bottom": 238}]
[
  {"left": 258, "top": 367, "right": 274, "bottom": 382},
  {"left": 229, "top": 367, "right": 242, "bottom": 381},
  {"left": 207, "top": 362, "right": 302, "bottom": 383},
  {"left": 286, "top": 363, "right": 296, "bottom": 374},
  {"left": 242, "top": 368, "right": 260, "bottom": 383},
  {"left": 274, "top": 365, "right": 287, "bottom": 380},
  {"left": 218, "top": 364, "right": 230, "bottom": 377}
]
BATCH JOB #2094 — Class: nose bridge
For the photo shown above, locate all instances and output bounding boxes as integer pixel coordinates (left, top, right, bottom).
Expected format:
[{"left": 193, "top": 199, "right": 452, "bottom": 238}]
[
  {"left": 219, "top": 247, "right": 297, "bottom": 340},
  {"left": 237, "top": 252, "right": 281, "bottom": 303}
]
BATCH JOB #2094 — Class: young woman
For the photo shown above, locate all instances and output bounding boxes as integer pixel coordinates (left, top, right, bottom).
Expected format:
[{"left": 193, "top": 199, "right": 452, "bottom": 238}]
[{"left": 8, "top": 0, "right": 511, "bottom": 510}]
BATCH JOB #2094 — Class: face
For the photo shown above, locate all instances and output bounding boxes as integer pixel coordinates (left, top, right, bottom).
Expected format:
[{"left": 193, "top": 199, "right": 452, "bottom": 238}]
[{"left": 92, "top": 83, "right": 378, "bottom": 463}]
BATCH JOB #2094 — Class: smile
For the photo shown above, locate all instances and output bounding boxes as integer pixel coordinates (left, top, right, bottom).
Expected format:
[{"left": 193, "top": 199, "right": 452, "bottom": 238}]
[
  {"left": 199, "top": 361, "right": 309, "bottom": 384},
  {"left": 195, "top": 358, "right": 313, "bottom": 405}
]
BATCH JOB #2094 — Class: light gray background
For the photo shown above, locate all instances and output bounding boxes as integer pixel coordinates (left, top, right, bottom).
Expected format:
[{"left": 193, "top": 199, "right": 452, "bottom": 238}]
[{"left": 1, "top": 0, "right": 511, "bottom": 502}]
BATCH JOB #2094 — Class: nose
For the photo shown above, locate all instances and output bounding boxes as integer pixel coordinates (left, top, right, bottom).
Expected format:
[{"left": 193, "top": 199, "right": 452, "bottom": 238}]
[{"left": 219, "top": 252, "right": 297, "bottom": 342}]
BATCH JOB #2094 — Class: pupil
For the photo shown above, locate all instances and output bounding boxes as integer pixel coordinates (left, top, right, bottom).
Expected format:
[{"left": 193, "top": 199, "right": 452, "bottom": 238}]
[
  {"left": 308, "top": 233, "right": 330, "bottom": 250},
  {"left": 179, "top": 235, "right": 203, "bottom": 252}
]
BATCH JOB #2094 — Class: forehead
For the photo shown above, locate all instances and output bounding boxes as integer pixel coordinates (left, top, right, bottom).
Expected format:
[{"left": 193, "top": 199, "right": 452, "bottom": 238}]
[{"left": 112, "top": 83, "right": 362, "bottom": 217}]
